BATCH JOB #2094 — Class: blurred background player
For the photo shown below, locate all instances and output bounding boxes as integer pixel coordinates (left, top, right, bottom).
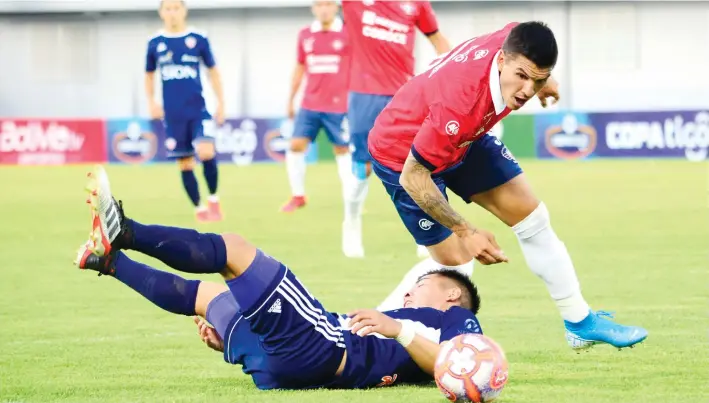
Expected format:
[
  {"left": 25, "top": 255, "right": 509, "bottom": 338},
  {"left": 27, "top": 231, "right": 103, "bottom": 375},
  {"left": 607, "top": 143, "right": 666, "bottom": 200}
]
[
  {"left": 282, "top": 1, "right": 352, "bottom": 213},
  {"left": 145, "top": 0, "right": 226, "bottom": 222},
  {"left": 340, "top": 0, "right": 451, "bottom": 258}
]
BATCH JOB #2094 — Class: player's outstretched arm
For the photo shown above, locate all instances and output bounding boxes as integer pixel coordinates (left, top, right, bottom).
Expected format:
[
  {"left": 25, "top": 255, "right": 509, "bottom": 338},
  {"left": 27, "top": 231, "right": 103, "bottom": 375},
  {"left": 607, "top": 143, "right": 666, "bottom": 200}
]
[
  {"left": 207, "top": 67, "right": 225, "bottom": 124},
  {"left": 427, "top": 31, "right": 451, "bottom": 55},
  {"left": 399, "top": 152, "right": 473, "bottom": 238},
  {"left": 348, "top": 309, "right": 439, "bottom": 376}
]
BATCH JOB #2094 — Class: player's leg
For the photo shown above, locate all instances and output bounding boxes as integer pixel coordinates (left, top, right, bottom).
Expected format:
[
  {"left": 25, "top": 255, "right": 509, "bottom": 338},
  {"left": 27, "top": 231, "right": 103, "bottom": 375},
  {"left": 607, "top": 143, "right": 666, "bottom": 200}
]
[
  {"left": 74, "top": 240, "right": 227, "bottom": 318},
  {"left": 193, "top": 115, "right": 222, "bottom": 221},
  {"left": 371, "top": 159, "right": 474, "bottom": 311},
  {"left": 447, "top": 135, "right": 648, "bottom": 350},
  {"left": 282, "top": 109, "right": 320, "bottom": 212},
  {"left": 342, "top": 92, "right": 391, "bottom": 258},
  {"left": 165, "top": 120, "right": 207, "bottom": 221},
  {"left": 320, "top": 112, "right": 352, "bottom": 207}
]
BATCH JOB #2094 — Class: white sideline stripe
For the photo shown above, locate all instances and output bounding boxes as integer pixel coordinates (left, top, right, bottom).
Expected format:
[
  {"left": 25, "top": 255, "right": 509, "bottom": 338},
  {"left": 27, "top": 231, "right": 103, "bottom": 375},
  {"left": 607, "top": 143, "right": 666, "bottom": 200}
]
[
  {"left": 279, "top": 279, "right": 341, "bottom": 339},
  {"left": 225, "top": 316, "right": 244, "bottom": 364},
  {"left": 276, "top": 288, "right": 345, "bottom": 348}
]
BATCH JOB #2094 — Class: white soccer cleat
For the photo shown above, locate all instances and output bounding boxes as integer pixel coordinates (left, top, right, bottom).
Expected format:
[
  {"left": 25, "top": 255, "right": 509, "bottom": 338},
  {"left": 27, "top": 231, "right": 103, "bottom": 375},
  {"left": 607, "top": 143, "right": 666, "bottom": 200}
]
[
  {"left": 416, "top": 244, "right": 430, "bottom": 258},
  {"left": 85, "top": 165, "right": 123, "bottom": 256},
  {"left": 342, "top": 219, "right": 364, "bottom": 258}
]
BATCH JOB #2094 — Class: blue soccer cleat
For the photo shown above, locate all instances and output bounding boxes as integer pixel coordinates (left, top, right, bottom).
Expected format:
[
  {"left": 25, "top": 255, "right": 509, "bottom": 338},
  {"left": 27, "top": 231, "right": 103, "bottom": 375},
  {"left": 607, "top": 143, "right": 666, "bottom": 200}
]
[{"left": 564, "top": 310, "right": 648, "bottom": 352}]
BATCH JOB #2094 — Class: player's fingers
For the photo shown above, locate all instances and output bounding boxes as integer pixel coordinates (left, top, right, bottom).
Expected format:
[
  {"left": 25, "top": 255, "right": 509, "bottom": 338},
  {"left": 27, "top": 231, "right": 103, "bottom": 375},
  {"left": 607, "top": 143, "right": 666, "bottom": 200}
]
[
  {"left": 351, "top": 319, "right": 376, "bottom": 335},
  {"left": 359, "top": 325, "right": 379, "bottom": 337},
  {"left": 476, "top": 251, "right": 496, "bottom": 265},
  {"left": 487, "top": 248, "right": 509, "bottom": 263}
]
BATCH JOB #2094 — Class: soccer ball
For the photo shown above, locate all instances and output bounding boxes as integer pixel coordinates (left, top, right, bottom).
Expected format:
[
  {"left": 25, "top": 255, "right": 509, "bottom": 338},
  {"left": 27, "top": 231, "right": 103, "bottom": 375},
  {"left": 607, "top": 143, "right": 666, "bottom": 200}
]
[{"left": 434, "top": 333, "right": 509, "bottom": 402}]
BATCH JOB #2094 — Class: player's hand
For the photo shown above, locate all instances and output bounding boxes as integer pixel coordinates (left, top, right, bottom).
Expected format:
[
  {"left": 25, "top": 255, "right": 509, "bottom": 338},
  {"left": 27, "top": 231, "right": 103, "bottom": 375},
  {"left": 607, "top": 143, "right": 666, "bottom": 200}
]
[
  {"left": 347, "top": 309, "right": 402, "bottom": 338},
  {"left": 149, "top": 102, "right": 164, "bottom": 120},
  {"left": 215, "top": 103, "right": 226, "bottom": 125},
  {"left": 464, "top": 229, "right": 508, "bottom": 265},
  {"left": 287, "top": 103, "right": 296, "bottom": 120},
  {"left": 193, "top": 316, "right": 224, "bottom": 352},
  {"left": 537, "top": 77, "right": 560, "bottom": 108}
]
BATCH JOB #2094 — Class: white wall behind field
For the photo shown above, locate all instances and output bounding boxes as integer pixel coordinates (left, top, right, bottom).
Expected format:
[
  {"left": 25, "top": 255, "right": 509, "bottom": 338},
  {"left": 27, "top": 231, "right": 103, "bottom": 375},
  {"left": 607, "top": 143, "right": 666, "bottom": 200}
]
[{"left": 0, "top": 1, "right": 707, "bottom": 118}]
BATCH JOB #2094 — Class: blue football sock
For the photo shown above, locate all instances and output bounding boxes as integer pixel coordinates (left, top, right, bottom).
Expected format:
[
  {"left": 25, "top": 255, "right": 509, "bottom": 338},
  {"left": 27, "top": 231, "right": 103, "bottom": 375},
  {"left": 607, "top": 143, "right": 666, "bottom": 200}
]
[
  {"left": 113, "top": 252, "right": 200, "bottom": 316},
  {"left": 202, "top": 158, "right": 219, "bottom": 195},
  {"left": 181, "top": 170, "right": 201, "bottom": 206},
  {"left": 126, "top": 219, "right": 227, "bottom": 274}
]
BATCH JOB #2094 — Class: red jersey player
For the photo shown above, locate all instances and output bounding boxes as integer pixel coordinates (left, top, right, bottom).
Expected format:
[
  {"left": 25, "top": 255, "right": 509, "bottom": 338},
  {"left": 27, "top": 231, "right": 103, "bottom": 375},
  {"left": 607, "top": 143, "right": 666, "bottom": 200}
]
[
  {"left": 370, "top": 21, "right": 648, "bottom": 350},
  {"left": 282, "top": 1, "right": 351, "bottom": 213},
  {"left": 340, "top": 0, "right": 450, "bottom": 258}
]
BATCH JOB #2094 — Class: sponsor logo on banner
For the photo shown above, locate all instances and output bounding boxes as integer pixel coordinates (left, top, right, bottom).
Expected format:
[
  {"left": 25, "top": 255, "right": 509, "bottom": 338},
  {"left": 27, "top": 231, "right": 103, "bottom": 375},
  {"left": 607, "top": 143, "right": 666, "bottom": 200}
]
[
  {"left": 108, "top": 120, "right": 158, "bottom": 164},
  {"left": 214, "top": 119, "right": 259, "bottom": 165},
  {"left": 595, "top": 110, "right": 709, "bottom": 161},
  {"left": 263, "top": 127, "right": 290, "bottom": 162},
  {"left": 535, "top": 113, "right": 597, "bottom": 159},
  {"left": 0, "top": 119, "right": 106, "bottom": 165}
]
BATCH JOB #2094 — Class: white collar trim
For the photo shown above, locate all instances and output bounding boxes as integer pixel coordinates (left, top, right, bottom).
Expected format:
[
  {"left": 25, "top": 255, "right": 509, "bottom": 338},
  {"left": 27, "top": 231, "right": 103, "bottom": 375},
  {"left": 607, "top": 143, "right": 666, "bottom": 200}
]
[
  {"left": 489, "top": 50, "right": 506, "bottom": 115},
  {"left": 310, "top": 17, "right": 343, "bottom": 33}
]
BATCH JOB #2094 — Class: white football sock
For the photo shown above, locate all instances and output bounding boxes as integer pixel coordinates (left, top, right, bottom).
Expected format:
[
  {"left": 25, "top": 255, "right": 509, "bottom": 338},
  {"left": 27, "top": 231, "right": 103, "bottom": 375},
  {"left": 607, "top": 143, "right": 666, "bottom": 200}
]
[
  {"left": 345, "top": 177, "right": 368, "bottom": 222},
  {"left": 377, "top": 258, "right": 474, "bottom": 312},
  {"left": 285, "top": 150, "right": 306, "bottom": 197},
  {"left": 335, "top": 153, "right": 352, "bottom": 201},
  {"left": 513, "top": 202, "right": 590, "bottom": 323}
]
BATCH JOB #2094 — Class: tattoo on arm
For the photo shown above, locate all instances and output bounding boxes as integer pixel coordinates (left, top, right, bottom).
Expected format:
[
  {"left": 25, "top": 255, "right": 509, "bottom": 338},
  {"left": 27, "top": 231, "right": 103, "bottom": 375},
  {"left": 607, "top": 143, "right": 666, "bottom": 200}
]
[{"left": 401, "top": 154, "right": 474, "bottom": 237}]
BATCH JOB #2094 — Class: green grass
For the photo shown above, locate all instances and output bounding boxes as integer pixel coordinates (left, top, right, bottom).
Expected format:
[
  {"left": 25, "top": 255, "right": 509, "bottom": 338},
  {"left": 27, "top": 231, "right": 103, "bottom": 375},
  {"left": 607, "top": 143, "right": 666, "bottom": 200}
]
[{"left": 0, "top": 160, "right": 706, "bottom": 403}]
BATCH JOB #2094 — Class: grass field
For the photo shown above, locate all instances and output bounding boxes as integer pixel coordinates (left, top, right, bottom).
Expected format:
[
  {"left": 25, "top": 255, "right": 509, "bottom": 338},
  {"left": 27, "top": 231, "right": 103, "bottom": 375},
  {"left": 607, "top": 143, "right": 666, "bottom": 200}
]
[{"left": 0, "top": 160, "right": 707, "bottom": 403}]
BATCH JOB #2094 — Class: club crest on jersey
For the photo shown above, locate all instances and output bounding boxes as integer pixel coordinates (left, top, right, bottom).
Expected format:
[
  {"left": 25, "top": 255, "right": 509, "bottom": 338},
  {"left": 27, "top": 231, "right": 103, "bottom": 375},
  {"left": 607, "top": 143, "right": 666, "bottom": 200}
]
[
  {"left": 474, "top": 49, "right": 489, "bottom": 60},
  {"left": 332, "top": 39, "right": 343, "bottom": 51},
  {"left": 156, "top": 42, "right": 167, "bottom": 53},
  {"left": 303, "top": 38, "right": 315, "bottom": 53},
  {"left": 184, "top": 36, "right": 197, "bottom": 49},
  {"left": 400, "top": 2, "right": 415, "bottom": 15},
  {"left": 445, "top": 121, "right": 459, "bottom": 136}
]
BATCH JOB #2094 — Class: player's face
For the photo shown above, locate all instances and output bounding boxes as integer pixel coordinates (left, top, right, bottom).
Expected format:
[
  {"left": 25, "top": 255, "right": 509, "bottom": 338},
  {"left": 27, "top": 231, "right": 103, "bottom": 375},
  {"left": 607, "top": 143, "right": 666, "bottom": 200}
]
[
  {"left": 312, "top": 1, "right": 339, "bottom": 24},
  {"left": 403, "top": 274, "right": 457, "bottom": 311},
  {"left": 498, "top": 52, "right": 552, "bottom": 110},
  {"left": 159, "top": 0, "right": 188, "bottom": 29}
]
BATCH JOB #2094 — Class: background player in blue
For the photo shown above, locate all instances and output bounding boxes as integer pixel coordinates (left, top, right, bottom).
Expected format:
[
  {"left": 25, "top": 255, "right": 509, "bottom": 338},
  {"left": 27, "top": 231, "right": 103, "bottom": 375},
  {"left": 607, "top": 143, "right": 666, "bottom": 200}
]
[
  {"left": 76, "top": 166, "right": 484, "bottom": 390},
  {"left": 145, "top": 0, "right": 226, "bottom": 222}
]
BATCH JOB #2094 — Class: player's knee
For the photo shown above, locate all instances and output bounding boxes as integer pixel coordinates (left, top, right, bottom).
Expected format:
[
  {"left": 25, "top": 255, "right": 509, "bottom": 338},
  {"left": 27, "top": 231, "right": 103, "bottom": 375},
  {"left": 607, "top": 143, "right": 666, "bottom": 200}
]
[
  {"left": 196, "top": 142, "right": 216, "bottom": 161},
  {"left": 220, "top": 232, "right": 257, "bottom": 279},
  {"left": 290, "top": 138, "right": 310, "bottom": 153},
  {"left": 513, "top": 201, "right": 550, "bottom": 240},
  {"left": 178, "top": 157, "right": 196, "bottom": 171},
  {"left": 333, "top": 145, "right": 349, "bottom": 155}
]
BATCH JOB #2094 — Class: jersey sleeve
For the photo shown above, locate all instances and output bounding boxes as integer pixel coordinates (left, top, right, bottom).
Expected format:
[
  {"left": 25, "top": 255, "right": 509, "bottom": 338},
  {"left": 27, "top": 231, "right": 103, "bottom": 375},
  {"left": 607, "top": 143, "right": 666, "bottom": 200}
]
[
  {"left": 411, "top": 103, "right": 469, "bottom": 171},
  {"left": 440, "top": 307, "right": 483, "bottom": 343},
  {"left": 296, "top": 31, "right": 306, "bottom": 65},
  {"left": 145, "top": 41, "right": 157, "bottom": 72},
  {"left": 200, "top": 36, "right": 217, "bottom": 68},
  {"left": 416, "top": 2, "right": 440, "bottom": 36}
]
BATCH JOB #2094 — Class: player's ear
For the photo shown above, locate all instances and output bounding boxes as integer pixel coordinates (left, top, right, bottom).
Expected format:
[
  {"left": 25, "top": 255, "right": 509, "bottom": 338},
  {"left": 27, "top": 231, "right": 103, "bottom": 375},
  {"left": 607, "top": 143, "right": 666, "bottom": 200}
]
[
  {"left": 497, "top": 51, "right": 506, "bottom": 71},
  {"left": 447, "top": 287, "right": 462, "bottom": 304}
]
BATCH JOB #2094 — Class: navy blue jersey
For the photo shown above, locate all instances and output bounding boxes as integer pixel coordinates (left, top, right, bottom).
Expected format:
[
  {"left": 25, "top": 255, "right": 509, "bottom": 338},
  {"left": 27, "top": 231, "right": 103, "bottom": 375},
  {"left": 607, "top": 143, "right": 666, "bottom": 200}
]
[
  {"left": 145, "top": 29, "right": 216, "bottom": 120},
  {"left": 335, "top": 306, "right": 483, "bottom": 388}
]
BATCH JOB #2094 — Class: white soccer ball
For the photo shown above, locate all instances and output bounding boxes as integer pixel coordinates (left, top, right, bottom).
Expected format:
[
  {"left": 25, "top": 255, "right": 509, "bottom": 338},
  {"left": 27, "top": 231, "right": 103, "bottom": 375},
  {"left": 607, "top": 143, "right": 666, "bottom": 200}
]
[{"left": 434, "top": 333, "right": 509, "bottom": 402}]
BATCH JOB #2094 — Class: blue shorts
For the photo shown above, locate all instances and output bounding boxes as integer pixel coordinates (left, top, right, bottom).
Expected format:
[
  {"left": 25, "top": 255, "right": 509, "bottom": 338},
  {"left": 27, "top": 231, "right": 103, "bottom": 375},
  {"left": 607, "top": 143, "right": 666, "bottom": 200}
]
[
  {"left": 372, "top": 134, "right": 523, "bottom": 246},
  {"left": 347, "top": 91, "right": 393, "bottom": 163},
  {"left": 163, "top": 111, "right": 215, "bottom": 158},
  {"left": 210, "top": 250, "right": 345, "bottom": 390},
  {"left": 293, "top": 108, "right": 348, "bottom": 146}
]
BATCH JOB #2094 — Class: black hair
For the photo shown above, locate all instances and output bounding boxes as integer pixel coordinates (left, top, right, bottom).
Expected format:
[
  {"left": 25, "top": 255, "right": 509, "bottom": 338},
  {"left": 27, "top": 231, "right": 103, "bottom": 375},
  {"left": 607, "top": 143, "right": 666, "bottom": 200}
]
[
  {"left": 419, "top": 269, "right": 481, "bottom": 315},
  {"left": 502, "top": 21, "right": 558, "bottom": 69}
]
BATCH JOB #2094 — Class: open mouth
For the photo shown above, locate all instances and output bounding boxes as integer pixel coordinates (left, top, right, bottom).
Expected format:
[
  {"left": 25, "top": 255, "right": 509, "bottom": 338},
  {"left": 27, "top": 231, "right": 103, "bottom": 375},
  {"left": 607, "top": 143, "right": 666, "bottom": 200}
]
[{"left": 514, "top": 97, "right": 527, "bottom": 108}]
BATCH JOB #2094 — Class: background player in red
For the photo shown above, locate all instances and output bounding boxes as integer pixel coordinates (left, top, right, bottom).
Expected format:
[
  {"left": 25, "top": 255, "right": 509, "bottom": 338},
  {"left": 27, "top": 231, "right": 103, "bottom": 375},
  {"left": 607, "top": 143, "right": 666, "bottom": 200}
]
[
  {"left": 282, "top": 1, "right": 352, "bottom": 213},
  {"left": 369, "top": 22, "right": 648, "bottom": 350},
  {"left": 340, "top": 0, "right": 451, "bottom": 258}
]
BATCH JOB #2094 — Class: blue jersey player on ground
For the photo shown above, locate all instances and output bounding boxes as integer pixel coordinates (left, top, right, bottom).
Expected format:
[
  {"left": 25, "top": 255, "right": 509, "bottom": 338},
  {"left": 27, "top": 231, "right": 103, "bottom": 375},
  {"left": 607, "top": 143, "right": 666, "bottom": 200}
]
[
  {"left": 75, "top": 166, "right": 485, "bottom": 390},
  {"left": 145, "top": 0, "right": 225, "bottom": 222}
]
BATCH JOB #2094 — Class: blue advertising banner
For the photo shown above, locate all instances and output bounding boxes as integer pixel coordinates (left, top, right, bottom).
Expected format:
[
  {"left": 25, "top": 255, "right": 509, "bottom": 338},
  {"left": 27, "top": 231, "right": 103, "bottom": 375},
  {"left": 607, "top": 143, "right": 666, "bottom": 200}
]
[
  {"left": 535, "top": 110, "right": 709, "bottom": 161},
  {"left": 107, "top": 117, "right": 317, "bottom": 164}
]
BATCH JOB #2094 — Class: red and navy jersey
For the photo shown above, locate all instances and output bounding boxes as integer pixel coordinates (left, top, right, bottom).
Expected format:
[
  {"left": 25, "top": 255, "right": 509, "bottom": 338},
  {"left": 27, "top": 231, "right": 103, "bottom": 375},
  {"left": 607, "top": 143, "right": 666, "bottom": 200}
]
[
  {"left": 342, "top": 0, "right": 440, "bottom": 96},
  {"left": 369, "top": 23, "right": 518, "bottom": 174},
  {"left": 145, "top": 28, "right": 216, "bottom": 120},
  {"left": 335, "top": 306, "right": 482, "bottom": 388},
  {"left": 297, "top": 18, "right": 350, "bottom": 114}
]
